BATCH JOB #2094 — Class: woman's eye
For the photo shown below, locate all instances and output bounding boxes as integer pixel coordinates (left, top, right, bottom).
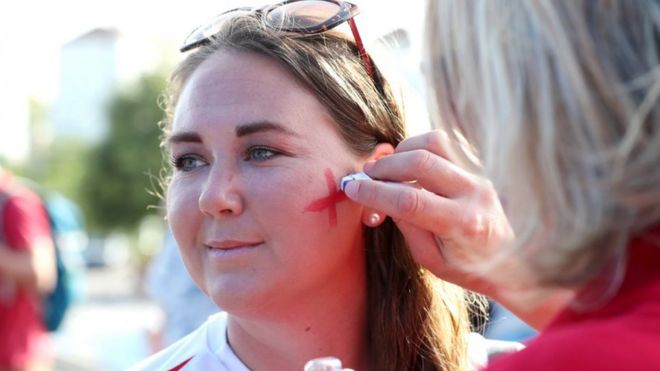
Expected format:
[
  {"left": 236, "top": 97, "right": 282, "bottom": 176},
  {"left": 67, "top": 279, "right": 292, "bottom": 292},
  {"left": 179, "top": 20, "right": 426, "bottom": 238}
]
[
  {"left": 246, "top": 146, "right": 278, "bottom": 161},
  {"left": 172, "top": 155, "right": 206, "bottom": 171}
]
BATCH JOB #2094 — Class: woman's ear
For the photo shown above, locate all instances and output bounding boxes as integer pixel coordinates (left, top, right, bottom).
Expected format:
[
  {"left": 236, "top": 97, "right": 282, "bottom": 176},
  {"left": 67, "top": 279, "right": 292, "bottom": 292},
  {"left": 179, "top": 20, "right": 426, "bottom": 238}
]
[{"left": 366, "top": 142, "right": 395, "bottom": 162}]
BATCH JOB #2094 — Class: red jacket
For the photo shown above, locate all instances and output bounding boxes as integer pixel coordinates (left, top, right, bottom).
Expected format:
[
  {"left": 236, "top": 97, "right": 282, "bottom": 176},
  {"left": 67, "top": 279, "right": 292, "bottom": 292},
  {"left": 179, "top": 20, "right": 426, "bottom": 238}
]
[{"left": 486, "top": 226, "right": 660, "bottom": 371}]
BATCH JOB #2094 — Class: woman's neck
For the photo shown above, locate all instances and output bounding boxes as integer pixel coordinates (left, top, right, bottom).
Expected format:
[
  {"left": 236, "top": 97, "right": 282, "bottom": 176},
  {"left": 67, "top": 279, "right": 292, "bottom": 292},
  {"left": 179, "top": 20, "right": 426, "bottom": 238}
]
[{"left": 226, "top": 266, "right": 370, "bottom": 371}]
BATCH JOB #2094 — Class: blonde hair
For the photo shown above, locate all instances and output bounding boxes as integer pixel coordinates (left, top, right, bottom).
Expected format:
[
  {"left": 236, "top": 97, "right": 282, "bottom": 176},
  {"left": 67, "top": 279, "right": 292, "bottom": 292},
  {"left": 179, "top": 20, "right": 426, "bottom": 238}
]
[
  {"left": 425, "top": 0, "right": 660, "bottom": 294},
  {"left": 166, "top": 15, "right": 472, "bottom": 371}
]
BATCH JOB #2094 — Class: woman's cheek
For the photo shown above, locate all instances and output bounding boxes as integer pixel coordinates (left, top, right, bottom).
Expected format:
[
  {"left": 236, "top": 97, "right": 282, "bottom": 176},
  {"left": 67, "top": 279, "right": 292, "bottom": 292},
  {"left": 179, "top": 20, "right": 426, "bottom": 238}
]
[
  {"left": 166, "top": 180, "right": 200, "bottom": 242},
  {"left": 246, "top": 167, "right": 316, "bottom": 208}
]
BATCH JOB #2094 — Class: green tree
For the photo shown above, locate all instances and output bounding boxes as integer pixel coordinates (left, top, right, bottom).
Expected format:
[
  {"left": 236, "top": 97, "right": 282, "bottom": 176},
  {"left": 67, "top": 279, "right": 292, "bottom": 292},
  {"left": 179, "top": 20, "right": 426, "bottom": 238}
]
[
  {"left": 81, "top": 71, "right": 168, "bottom": 233},
  {"left": 29, "top": 139, "right": 90, "bottom": 200}
]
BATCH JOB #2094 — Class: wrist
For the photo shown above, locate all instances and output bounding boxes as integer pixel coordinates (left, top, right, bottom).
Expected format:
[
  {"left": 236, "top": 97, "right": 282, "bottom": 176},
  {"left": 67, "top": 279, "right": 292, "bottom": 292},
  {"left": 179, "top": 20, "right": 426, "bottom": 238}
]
[{"left": 490, "top": 287, "right": 574, "bottom": 330}]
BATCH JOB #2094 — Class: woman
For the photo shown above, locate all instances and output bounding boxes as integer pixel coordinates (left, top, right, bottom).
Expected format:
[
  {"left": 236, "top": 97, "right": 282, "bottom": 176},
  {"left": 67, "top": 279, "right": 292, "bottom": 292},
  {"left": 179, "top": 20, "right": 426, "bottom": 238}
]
[
  {"left": 133, "top": 2, "right": 488, "bottom": 370},
  {"left": 346, "top": 0, "right": 660, "bottom": 369}
]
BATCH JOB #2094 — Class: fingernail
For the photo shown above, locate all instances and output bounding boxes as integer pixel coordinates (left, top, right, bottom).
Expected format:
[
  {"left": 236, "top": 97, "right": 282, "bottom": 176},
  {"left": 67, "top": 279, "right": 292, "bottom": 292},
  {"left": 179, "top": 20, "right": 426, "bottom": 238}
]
[{"left": 344, "top": 181, "right": 359, "bottom": 199}]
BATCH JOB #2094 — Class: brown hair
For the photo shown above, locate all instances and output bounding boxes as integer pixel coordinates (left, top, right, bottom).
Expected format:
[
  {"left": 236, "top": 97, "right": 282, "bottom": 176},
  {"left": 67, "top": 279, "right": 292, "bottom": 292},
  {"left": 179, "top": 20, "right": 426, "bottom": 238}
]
[{"left": 166, "top": 14, "right": 471, "bottom": 371}]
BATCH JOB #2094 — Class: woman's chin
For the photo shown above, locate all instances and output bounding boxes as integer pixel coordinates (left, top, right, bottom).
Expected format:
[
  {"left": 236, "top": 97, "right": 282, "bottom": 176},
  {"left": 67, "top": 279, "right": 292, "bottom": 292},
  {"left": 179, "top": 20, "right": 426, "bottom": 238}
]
[{"left": 206, "top": 277, "right": 277, "bottom": 315}]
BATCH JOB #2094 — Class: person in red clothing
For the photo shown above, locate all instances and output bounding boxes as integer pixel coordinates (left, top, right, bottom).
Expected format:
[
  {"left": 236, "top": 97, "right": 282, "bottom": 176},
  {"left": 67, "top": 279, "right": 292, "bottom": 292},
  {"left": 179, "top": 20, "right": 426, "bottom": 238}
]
[
  {"left": 0, "top": 166, "right": 56, "bottom": 371},
  {"left": 344, "top": 0, "right": 660, "bottom": 370}
]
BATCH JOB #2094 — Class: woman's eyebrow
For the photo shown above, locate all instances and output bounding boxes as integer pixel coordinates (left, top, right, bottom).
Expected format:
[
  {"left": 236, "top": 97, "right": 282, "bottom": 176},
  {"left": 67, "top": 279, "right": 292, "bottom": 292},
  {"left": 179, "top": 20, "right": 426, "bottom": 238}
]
[
  {"left": 235, "top": 121, "right": 300, "bottom": 138},
  {"left": 167, "top": 131, "right": 202, "bottom": 145},
  {"left": 166, "top": 121, "right": 298, "bottom": 145}
]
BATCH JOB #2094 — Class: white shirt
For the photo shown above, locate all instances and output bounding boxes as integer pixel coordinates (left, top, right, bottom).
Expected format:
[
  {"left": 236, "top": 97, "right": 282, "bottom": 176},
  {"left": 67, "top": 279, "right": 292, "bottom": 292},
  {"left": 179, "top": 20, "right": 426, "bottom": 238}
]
[
  {"left": 130, "top": 312, "right": 246, "bottom": 371},
  {"left": 130, "top": 312, "right": 519, "bottom": 371}
]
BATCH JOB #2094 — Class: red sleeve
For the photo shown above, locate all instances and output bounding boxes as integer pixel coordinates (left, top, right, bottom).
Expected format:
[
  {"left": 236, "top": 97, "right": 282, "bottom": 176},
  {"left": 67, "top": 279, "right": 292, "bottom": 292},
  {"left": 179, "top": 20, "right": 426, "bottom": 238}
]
[{"left": 1, "top": 192, "right": 52, "bottom": 251}]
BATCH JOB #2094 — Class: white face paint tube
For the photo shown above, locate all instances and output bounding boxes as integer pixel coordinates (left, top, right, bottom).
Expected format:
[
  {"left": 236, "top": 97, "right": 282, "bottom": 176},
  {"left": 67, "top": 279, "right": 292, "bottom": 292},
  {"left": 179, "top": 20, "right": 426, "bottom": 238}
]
[{"left": 339, "top": 172, "right": 372, "bottom": 192}]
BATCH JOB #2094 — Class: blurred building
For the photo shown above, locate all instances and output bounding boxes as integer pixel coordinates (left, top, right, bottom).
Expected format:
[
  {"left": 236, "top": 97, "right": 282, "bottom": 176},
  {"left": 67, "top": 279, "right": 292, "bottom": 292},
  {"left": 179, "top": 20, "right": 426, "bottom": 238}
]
[
  {"left": 1, "top": 28, "right": 120, "bottom": 165},
  {"left": 53, "top": 28, "right": 120, "bottom": 143},
  {"left": 0, "top": 75, "right": 30, "bottom": 164},
  {"left": 0, "top": 18, "right": 171, "bottom": 167},
  {"left": 0, "top": 9, "right": 31, "bottom": 164}
]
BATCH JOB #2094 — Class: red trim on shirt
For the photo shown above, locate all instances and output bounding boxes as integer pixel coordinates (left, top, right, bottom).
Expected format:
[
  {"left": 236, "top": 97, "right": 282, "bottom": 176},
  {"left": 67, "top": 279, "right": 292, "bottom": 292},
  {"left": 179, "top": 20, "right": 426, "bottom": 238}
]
[{"left": 169, "top": 356, "right": 193, "bottom": 371}]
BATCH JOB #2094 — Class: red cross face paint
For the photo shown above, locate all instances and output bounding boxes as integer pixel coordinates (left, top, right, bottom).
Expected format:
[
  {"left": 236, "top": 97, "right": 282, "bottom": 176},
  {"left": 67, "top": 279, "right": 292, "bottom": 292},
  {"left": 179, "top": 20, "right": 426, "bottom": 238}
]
[
  {"left": 304, "top": 168, "right": 349, "bottom": 227},
  {"left": 165, "top": 51, "right": 367, "bottom": 317}
]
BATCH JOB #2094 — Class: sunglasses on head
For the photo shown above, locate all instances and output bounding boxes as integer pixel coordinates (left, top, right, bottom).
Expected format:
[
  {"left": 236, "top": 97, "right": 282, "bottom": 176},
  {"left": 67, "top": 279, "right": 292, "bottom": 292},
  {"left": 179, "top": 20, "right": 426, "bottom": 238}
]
[{"left": 180, "top": 0, "right": 383, "bottom": 93}]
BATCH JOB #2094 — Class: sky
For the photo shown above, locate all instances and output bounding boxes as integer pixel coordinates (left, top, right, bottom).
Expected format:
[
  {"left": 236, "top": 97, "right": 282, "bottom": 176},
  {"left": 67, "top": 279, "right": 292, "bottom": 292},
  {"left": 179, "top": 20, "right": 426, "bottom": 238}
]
[
  {"left": 0, "top": 0, "right": 427, "bottom": 162},
  {"left": 0, "top": 0, "right": 425, "bottom": 99},
  {"left": 0, "top": 0, "right": 248, "bottom": 100}
]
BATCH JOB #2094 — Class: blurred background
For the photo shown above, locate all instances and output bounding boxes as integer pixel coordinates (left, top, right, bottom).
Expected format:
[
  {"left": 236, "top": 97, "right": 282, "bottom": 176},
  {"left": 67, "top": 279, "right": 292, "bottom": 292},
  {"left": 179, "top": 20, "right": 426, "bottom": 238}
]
[{"left": 0, "top": 1, "right": 533, "bottom": 369}]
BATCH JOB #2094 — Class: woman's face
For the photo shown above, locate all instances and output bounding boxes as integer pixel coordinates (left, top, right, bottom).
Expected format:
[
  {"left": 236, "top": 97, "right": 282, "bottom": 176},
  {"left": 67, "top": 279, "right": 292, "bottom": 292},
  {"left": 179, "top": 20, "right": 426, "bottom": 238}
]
[{"left": 166, "top": 50, "right": 370, "bottom": 315}]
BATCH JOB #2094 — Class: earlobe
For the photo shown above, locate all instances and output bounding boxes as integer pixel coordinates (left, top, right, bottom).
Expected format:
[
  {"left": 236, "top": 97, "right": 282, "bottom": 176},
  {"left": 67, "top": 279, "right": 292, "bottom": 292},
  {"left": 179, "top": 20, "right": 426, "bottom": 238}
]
[{"left": 362, "top": 210, "right": 385, "bottom": 227}]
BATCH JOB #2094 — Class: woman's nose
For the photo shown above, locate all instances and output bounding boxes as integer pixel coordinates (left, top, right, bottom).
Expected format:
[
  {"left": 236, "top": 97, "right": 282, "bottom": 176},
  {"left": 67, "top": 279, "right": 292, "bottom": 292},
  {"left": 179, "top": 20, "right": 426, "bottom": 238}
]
[{"left": 198, "top": 165, "right": 244, "bottom": 219}]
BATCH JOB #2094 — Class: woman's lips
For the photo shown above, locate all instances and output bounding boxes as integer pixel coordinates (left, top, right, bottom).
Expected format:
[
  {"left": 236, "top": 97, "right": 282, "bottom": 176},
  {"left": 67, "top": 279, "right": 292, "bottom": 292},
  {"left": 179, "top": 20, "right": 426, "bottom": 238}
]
[
  {"left": 203, "top": 239, "right": 265, "bottom": 261},
  {"left": 204, "top": 240, "right": 263, "bottom": 250}
]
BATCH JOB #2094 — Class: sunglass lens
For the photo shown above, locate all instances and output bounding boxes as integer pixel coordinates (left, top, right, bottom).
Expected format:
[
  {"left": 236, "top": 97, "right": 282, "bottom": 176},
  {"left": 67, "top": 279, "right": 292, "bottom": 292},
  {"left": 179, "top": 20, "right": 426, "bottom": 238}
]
[{"left": 265, "top": 1, "right": 342, "bottom": 31}]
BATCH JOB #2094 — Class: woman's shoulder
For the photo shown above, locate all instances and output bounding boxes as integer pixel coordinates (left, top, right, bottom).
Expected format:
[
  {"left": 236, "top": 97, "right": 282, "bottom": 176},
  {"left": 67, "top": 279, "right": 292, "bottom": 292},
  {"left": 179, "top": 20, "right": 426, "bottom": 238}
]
[{"left": 128, "top": 312, "right": 230, "bottom": 371}]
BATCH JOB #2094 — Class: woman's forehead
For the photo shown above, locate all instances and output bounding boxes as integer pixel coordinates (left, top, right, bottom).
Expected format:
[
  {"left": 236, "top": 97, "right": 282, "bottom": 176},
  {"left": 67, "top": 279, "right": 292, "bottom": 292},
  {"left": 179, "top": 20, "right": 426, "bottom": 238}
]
[
  {"left": 192, "top": 50, "right": 306, "bottom": 94},
  {"left": 172, "top": 50, "right": 339, "bottom": 140}
]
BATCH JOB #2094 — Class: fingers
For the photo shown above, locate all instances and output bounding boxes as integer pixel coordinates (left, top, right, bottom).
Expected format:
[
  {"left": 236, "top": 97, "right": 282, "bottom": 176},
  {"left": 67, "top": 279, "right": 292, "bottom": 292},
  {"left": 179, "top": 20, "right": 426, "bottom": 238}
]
[
  {"left": 395, "top": 129, "right": 479, "bottom": 166},
  {"left": 364, "top": 150, "right": 475, "bottom": 197},
  {"left": 343, "top": 179, "right": 460, "bottom": 235},
  {"left": 394, "top": 129, "right": 451, "bottom": 156},
  {"left": 362, "top": 130, "right": 476, "bottom": 197}
]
